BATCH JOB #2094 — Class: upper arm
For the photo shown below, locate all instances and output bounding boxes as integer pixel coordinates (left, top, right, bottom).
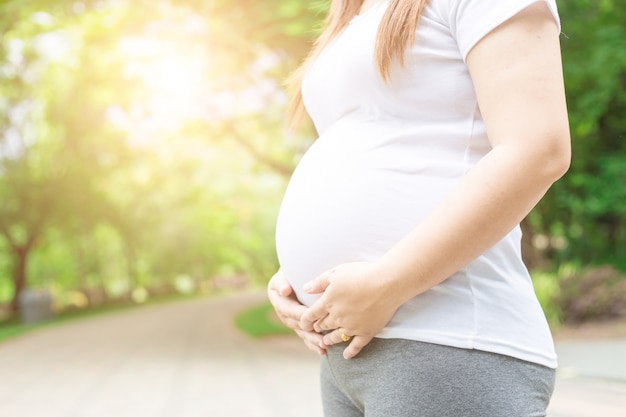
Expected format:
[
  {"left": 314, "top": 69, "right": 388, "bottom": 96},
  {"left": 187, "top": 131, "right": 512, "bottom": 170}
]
[{"left": 465, "top": 2, "right": 570, "bottom": 168}]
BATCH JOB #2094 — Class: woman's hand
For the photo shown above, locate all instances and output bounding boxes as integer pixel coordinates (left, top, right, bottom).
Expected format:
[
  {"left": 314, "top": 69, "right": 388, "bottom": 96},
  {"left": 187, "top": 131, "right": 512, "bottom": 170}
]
[
  {"left": 300, "top": 262, "right": 401, "bottom": 359},
  {"left": 267, "top": 269, "right": 327, "bottom": 355}
]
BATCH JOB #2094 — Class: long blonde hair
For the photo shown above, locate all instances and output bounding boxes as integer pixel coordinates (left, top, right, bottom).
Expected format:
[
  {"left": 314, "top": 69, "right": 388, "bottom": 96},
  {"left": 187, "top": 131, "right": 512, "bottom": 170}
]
[{"left": 288, "top": 0, "right": 428, "bottom": 128}]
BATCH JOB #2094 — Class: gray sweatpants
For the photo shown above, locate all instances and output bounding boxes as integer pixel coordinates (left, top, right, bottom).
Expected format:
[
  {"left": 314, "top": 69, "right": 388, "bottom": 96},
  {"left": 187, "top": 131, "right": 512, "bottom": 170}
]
[{"left": 320, "top": 338, "right": 555, "bottom": 417}]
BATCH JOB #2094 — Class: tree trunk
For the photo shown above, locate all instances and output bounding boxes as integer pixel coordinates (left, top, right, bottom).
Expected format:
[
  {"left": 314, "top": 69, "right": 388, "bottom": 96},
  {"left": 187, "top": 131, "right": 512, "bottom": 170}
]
[
  {"left": 124, "top": 237, "right": 137, "bottom": 302},
  {"left": 2, "top": 228, "right": 39, "bottom": 314},
  {"left": 9, "top": 245, "right": 32, "bottom": 313}
]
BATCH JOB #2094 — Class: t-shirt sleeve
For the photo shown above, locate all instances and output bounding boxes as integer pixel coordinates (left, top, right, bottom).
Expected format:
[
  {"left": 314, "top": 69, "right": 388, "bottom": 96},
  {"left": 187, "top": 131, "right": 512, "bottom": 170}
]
[{"left": 447, "top": 0, "right": 561, "bottom": 61}]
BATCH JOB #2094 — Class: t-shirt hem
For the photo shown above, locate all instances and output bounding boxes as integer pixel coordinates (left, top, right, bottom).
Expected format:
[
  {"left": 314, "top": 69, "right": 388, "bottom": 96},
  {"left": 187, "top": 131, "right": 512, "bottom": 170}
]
[{"left": 376, "top": 329, "right": 558, "bottom": 369}]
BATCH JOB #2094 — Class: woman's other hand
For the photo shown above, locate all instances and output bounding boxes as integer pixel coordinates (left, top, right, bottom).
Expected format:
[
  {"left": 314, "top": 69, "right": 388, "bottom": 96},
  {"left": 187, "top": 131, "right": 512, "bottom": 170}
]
[
  {"left": 300, "top": 262, "right": 400, "bottom": 359},
  {"left": 267, "top": 269, "right": 327, "bottom": 355}
]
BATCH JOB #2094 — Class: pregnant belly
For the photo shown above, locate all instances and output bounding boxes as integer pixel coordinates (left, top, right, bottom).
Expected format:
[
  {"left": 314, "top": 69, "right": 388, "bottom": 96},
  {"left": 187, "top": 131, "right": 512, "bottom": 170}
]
[{"left": 275, "top": 136, "right": 460, "bottom": 306}]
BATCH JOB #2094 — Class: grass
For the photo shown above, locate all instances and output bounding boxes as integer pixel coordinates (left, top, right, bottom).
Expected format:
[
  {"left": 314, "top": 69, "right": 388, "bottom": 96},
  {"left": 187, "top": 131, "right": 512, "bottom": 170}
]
[
  {"left": 0, "top": 320, "right": 40, "bottom": 343},
  {"left": 2, "top": 295, "right": 293, "bottom": 344},
  {"left": 0, "top": 305, "right": 132, "bottom": 344},
  {"left": 234, "top": 301, "right": 292, "bottom": 338}
]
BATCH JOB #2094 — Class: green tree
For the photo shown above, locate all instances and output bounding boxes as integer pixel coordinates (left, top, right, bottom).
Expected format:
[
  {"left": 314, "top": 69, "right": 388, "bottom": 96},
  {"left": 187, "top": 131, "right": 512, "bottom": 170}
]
[
  {"left": 529, "top": 0, "right": 626, "bottom": 269},
  {"left": 0, "top": 0, "right": 323, "bottom": 314}
]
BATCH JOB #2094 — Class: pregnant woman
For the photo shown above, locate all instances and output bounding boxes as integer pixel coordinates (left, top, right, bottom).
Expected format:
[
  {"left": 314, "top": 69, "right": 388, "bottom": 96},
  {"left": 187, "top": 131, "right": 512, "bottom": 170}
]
[{"left": 268, "top": 0, "right": 571, "bottom": 415}]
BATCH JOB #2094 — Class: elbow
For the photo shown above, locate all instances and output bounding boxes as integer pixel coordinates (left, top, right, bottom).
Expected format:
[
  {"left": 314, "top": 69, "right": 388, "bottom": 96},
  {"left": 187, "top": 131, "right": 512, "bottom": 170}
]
[
  {"left": 541, "top": 130, "right": 571, "bottom": 183},
  {"left": 554, "top": 148, "right": 571, "bottom": 180}
]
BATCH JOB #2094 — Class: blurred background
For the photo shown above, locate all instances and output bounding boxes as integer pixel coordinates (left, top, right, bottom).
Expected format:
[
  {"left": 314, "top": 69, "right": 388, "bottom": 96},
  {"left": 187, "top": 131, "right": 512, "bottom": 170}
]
[
  {"left": 0, "top": 0, "right": 626, "bottom": 417},
  {"left": 0, "top": 0, "right": 625, "bottom": 415}
]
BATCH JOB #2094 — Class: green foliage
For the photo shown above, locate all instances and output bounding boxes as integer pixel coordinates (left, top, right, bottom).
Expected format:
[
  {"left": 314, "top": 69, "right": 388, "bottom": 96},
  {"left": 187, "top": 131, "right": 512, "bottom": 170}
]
[
  {"left": 531, "top": 270, "right": 563, "bottom": 327},
  {"left": 0, "top": 0, "right": 321, "bottom": 313},
  {"left": 530, "top": 0, "right": 626, "bottom": 268},
  {"left": 533, "top": 264, "right": 626, "bottom": 327},
  {"left": 555, "top": 265, "right": 626, "bottom": 323},
  {"left": 234, "top": 301, "right": 291, "bottom": 338},
  {"left": 1, "top": 0, "right": 624, "bottom": 320}
]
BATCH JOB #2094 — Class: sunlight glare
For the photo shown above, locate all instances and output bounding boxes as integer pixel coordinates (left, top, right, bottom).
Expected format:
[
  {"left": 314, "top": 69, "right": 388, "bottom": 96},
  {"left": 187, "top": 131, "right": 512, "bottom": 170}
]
[{"left": 117, "top": 35, "right": 209, "bottom": 144}]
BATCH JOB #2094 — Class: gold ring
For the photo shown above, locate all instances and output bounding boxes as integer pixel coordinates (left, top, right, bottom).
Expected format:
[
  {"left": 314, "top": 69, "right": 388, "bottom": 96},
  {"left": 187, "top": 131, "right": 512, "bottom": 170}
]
[{"left": 340, "top": 333, "right": 351, "bottom": 342}]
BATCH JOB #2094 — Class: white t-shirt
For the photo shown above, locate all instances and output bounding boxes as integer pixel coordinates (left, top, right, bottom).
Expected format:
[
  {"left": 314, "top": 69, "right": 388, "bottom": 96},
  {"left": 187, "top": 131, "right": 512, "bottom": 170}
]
[{"left": 275, "top": 0, "right": 560, "bottom": 369}]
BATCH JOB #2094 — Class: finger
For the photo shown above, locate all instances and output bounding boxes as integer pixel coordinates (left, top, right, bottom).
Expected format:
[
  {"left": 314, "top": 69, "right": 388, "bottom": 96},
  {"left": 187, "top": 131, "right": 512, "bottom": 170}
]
[
  {"left": 322, "top": 329, "right": 350, "bottom": 346},
  {"left": 300, "top": 306, "right": 328, "bottom": 331},
  {"left": 268, "top": 270, "right": 293, "bottom": 297},
  {"left": 303, "top": 340, "right": 326, "bottom": 355},
  {"left": 313, "top": 320, "right": 324, "bottom": 333},
  {"left": 278, "top": 283, "right": 293, "bottom": 297},
  {"left": 268, "top": 291, "right": 306, "bottom": 330},
  {"left": 295, "top": 329, "right": 327, "bottom": 355},
  {"left": 267, "top": 270, "right": 281, "bottom": 290},
  {"left": 275, "top": 312, "right": 300, "bottom": 330},
  {"left": 275, "top": 306, "right": 304, "bottom": 330},
  {"left": 307, "top": 342, "right": 326, "bottom": 355},
  {"left": 302, "top": 270, "right": 332, "bottom": 294},
  {"left": 300, "top": 294, "right": 332, "bottom": 329},
  {"left": 313, "top": 314, "right": 338, "bottom": 333},
  {"left": 275, "top": 273, "right": 294, "bottom": 297},
  {"left": 268, "top": 286, "right": 301, "bottom": 314},
  {"left": 343, "top": 335, "right": 372, "bottom": 360}
]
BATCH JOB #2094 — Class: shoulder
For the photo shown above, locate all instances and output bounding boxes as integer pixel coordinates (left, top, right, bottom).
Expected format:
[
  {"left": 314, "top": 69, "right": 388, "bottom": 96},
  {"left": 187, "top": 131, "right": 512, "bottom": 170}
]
[{"left": 435, "top": 0, "right": 561, "bottom": 61}]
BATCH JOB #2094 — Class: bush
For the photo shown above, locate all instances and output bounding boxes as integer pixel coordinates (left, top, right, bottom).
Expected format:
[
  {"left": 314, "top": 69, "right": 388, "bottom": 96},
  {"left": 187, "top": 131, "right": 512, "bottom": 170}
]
[
  {"left": 555, "top": 265, "right": 626, "bottom": 323},
  {"left": 531, "top": 270, "right": 562, "bottom": 327}
]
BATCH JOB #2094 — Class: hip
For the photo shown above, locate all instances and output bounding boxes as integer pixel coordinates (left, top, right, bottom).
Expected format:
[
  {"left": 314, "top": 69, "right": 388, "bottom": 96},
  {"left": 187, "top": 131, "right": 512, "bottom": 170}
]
[{"left": 321, "top": 338, "right": 555, "bottom": 417}]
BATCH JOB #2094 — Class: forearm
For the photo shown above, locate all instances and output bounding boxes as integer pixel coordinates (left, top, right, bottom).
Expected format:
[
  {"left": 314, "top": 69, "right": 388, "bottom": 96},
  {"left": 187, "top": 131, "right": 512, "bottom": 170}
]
[
  {"left": 299, "top": 3, "right": 571, "bottom": 360},
  {"left": 377, "top": 4, "right": 571, "bottom": 309},
  {"left": 377, "top": 141, "right": 569, "bottom": 308}
]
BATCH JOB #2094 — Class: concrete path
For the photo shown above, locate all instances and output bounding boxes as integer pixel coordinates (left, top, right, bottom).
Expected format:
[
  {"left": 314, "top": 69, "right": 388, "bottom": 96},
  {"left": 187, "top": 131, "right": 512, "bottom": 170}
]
[
  {"left": 0, "top": 291, "right": 624, "bottom": 417},
  {"left": 549, "top": 339, "right": 626, "bottom": 417},
  {"left": 0, "top": 292, "right": 322, "bottom": 417}
]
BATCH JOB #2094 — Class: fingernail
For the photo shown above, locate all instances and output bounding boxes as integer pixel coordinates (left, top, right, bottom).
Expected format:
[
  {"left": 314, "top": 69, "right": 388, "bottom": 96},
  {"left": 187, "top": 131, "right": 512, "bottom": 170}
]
[{"left": 303, "top": 283, "right": 312, "bottom": 292}]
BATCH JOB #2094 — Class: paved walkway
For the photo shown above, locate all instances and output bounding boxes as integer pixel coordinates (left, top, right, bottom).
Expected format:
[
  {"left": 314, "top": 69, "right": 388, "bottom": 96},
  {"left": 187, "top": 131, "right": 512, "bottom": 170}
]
[
  {"left": 549, "top": 338, "right": 626, "bottom": 417},
  {"left": 0, "top": 291, "right": 625, "bottom": 417}
]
